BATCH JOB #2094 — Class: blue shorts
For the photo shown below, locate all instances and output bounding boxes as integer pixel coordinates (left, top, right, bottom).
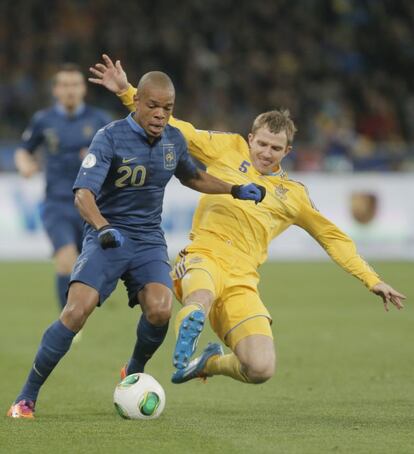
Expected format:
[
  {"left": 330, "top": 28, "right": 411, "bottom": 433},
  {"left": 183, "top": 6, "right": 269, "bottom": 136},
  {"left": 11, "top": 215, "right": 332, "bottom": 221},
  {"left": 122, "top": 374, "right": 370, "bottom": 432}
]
[
  {"left": 70, "top": 231, "right": 172, "bottom": 307},
  {"left": 41, "top": 200, "right": 84, "bottom": 253}
]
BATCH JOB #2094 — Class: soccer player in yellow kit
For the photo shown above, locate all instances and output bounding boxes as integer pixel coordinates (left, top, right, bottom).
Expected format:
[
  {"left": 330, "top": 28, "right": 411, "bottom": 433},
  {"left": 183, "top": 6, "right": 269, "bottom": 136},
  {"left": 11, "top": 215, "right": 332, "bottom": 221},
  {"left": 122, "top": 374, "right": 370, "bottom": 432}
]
[{"left": 90, "top": 55, "right": 405, "bottom": 385}]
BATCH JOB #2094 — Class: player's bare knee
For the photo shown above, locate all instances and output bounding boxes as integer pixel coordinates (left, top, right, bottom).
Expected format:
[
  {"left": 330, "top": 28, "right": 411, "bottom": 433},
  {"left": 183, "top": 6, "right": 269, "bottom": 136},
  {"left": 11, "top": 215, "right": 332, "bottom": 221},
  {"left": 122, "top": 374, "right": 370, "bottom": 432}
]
[
  {"left": 240, "top": 351, "right": 276, "bottom": 384},
  {"left": 60, "top": 301, "right": 89, "bottom": 331},
  {"left": 62, "top": 283, "right": 98, "bottom": 331},
  {"left": 243, "top": 360, "right": 275, "bottom": 384},
  {"left": 144, "top": 294, "right": 172, "bottom": 326}
]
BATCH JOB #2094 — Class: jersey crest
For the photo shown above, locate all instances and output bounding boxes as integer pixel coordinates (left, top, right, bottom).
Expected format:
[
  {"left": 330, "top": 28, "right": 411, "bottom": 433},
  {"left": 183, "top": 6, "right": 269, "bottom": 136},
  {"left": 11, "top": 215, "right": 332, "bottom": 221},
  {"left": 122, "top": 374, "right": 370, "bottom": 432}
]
[
  {"left": 83, "top": 124, "right": 94, "bottom": 139},
  {"left": 163, "top": 144, "right": 176, "bottom": 170},
  {"left": 44, "top": 128, "right": 59, "bottom": 153},
  {"left": 275, "top": 183, "right": 289, "bottom": 201}
]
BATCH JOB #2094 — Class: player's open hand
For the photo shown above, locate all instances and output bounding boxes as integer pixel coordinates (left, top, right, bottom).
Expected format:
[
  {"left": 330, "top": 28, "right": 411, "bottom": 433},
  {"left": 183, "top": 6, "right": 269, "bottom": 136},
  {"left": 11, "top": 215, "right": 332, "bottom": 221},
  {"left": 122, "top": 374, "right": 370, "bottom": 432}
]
[
  {"left": 89, "top": 54, "right": 129, "bottom": 95},
  {"left": 371, "top": 282, "right": 406, "bottom": 312}
]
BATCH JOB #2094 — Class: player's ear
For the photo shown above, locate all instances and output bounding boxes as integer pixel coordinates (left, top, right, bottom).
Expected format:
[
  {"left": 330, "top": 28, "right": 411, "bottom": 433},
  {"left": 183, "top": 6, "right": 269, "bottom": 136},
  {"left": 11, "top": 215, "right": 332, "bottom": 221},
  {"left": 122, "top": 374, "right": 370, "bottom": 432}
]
[
  {"left": 133, "top": 93, "right": 140, "bottom": 108},
  {"left": 284, "top": 145, "right": 292, "bottom": 157},
  {"left": 52, "top": 80, "right": 59, "bottom": 98},
  {"left": 80, "top": 80, "right": 87, "bottom": 97},
  {"left": 247, "top": 132, "right": 254, "bottom": 147}
]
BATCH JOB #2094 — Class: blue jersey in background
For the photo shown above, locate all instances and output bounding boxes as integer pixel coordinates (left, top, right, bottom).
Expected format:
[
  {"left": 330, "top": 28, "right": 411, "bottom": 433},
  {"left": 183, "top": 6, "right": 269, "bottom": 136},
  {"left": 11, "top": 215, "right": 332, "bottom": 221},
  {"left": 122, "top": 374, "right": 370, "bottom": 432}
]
[{"left": 21, "top": 103, "right": 111, "bottom": 201}]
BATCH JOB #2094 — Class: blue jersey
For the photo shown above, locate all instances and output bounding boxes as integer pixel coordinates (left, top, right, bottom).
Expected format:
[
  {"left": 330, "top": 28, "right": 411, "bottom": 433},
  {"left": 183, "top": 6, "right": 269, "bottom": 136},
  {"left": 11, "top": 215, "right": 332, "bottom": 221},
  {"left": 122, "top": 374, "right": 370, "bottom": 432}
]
[
  {"left": 21, "top": 104, "right": 111, "bottom": 201},
  {"left": 73, "top": 113, "right": 198, "bottom": 244}
]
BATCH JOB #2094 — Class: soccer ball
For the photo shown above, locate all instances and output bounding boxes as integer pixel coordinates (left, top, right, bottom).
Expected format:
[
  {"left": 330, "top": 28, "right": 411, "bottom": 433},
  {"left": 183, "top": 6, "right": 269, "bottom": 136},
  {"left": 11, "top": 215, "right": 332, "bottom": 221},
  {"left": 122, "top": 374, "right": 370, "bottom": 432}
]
[{"left": 113, "top": 373, "right": 166, "bottom": 420}]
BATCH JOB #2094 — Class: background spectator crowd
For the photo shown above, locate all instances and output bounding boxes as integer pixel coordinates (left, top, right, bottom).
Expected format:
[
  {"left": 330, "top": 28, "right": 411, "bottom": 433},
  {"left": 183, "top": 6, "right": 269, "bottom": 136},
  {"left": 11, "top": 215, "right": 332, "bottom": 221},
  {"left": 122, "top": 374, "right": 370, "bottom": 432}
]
[{"left": 1, "top": 0, "right": 413, "bottom": 171}]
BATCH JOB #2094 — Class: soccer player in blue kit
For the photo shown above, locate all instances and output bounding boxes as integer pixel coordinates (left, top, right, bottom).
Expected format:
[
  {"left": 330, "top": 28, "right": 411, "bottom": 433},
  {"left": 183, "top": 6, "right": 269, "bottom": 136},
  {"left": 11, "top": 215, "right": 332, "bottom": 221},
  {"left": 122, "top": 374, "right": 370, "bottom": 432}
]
[
  {"left": 15, "top": 63, "right": 111, "bottom": 311},
  {"left": 7, "top": 71, "right": 266, "bottom": 418}
]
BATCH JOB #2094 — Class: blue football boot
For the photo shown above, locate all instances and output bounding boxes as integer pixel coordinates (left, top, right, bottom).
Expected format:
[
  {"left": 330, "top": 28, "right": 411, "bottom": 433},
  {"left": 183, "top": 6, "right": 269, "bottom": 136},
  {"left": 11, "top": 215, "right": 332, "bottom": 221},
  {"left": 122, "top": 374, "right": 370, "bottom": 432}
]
[
  {"left": 172, "top": 342, "right": 224, "bottom": 384},
  {"left": 173, "top": 310, "right": 205, "bottom": 370}
]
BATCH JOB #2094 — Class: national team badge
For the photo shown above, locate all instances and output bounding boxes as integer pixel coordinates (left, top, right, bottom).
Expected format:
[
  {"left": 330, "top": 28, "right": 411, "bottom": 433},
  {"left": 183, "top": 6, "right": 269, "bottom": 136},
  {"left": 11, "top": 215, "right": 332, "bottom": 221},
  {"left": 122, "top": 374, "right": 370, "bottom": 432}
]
[
  {"left": 275, "top": 184, "right": 289, "bottom": 200},
  {"left": 44, "top": 128, "right": 59, "bottom": 154},
  {"left": 163, "top": 145, "right": 176, "bottom": 170},
  {"left": 83, "top": 125, "right": 94, "bottom": 139}
]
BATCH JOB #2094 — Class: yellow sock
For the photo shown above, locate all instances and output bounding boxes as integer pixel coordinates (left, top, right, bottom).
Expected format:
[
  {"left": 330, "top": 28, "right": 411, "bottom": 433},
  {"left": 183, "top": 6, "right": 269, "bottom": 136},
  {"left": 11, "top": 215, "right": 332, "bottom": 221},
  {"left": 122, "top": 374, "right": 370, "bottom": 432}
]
[
  {"left": 204, "top": 353, "right": 250, "bottom": 383},
  {"left": 174, "top": 304, "right": 204, "bottom": 338}
]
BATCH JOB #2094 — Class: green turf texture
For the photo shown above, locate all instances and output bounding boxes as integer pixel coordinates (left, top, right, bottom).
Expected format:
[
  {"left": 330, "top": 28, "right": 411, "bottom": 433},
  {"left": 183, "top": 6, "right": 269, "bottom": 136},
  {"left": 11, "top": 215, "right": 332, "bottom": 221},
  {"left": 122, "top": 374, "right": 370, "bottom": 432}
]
[{"left": 0, "top": 261, "right": 412, "bottom": 454}]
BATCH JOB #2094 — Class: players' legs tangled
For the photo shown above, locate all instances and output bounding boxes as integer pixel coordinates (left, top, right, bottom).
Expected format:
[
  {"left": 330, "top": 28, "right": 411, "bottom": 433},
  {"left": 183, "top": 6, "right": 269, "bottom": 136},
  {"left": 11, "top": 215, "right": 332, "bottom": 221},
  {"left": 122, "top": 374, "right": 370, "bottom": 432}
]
[
  {"left": 173, "top": 316, "right": 275, "bottom": 385},
  {"left": 171, "top": 255, "right": 276, "bottom": 385},
  {"left": 125, "top": 283, "right": 172, "bottom": 375}
]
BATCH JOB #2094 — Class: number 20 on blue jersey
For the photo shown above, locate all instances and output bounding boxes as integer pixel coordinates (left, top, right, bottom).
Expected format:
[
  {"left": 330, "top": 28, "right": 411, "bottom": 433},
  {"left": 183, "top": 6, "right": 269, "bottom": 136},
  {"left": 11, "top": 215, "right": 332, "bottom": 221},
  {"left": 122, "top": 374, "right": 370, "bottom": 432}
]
[{"left": 115, "top": 165, "right": 147, "bottom": 188}]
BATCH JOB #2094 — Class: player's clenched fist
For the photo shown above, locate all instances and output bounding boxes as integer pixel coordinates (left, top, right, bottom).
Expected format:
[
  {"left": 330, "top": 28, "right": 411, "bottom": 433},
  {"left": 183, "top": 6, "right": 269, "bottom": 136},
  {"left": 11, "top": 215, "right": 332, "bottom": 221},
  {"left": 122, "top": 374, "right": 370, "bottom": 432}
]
[
  {"left": 231, "top": 183, "right": 266, "bottom": 204},
  {"left": 98, "top": 225, "right": 124, "bottom": 249}
]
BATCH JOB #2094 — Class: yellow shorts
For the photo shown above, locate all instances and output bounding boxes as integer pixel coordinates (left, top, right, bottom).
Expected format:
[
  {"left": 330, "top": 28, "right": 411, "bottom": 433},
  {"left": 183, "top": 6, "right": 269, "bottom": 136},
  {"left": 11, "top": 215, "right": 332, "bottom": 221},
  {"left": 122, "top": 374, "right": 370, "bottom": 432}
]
[{"left": 172, "top": 241, "right": 272, "bottom": 350}]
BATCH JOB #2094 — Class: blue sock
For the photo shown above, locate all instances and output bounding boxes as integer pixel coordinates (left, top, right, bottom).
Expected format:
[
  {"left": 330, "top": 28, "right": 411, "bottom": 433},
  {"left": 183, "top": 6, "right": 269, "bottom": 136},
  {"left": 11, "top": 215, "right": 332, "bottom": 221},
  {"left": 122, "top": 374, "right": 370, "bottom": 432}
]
[
  {"left": 127, "top": 315, "right": 169, "bottom": 374},
  {"left": 16, "top": 319, "right": 75, "bottom": 403},
  {"left": 56, "top": 274, "right": 71, "bottom": 310}
]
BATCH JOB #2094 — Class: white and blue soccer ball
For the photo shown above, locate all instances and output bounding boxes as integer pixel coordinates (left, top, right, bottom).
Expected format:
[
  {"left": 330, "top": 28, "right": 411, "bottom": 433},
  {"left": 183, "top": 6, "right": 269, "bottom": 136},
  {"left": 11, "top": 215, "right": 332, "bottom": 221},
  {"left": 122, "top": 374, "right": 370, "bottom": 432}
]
[{"left": 113, "top": 373, "right": 166, "bottom": 420}]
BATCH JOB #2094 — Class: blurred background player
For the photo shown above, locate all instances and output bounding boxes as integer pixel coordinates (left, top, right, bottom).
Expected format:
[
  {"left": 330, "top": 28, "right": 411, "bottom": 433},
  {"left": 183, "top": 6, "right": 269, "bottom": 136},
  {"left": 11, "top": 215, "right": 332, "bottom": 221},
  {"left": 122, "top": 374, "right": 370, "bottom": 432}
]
[
  {"left": 15, "top": 63, "right": 111, "bottom": 311},
  {"left": 89, "top": 55, "right": 406, "bottom": 386},
  {"left": 7, "top": 71, "right": 265, "bottom": 418}
]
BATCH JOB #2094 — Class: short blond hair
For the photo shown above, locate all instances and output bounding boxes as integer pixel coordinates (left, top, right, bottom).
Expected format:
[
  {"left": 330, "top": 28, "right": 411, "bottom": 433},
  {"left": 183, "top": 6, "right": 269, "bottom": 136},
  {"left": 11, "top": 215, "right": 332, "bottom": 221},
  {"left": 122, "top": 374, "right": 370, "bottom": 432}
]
[{"left": 251, "top": 109, "right": 297, "bottom": 145}]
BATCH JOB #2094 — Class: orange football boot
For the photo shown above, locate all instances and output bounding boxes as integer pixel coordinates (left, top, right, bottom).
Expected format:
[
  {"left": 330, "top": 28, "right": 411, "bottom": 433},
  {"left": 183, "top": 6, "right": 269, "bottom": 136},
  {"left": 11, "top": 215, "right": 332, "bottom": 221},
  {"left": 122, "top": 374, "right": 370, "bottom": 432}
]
[
  {"left": 7, "top": 400, "right": 35, "bottom": 419},
  {"left": 120, "top": 364, "right": 128, "bottom": 380}
]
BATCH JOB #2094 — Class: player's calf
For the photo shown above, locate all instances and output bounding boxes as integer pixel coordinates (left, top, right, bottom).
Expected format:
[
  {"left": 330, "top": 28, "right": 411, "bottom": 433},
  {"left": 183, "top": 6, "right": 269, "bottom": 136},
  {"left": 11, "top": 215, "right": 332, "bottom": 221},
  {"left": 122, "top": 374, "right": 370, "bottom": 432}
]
[{"left": 125, "top": 283, "right": 172, "bottom": 376}]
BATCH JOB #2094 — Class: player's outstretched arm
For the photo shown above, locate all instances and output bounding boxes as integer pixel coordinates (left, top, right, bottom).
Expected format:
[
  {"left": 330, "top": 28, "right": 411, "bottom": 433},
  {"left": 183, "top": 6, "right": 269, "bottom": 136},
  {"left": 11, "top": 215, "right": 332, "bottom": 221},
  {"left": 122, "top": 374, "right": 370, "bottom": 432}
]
[
  {"left": 15, "top": 148, "right": 39, "bottom": 178},
  {"left": 180, "top": 169, "right": 266, "bottom": 204},
  {"left": 89, "top": 54, "right": 129, "bottom": 95},
  {"left": 370, "top": 282, "right": 406, "bottom": 312},
  {"left": 296, "top": 200, "right": 406, "bottom": 311}
]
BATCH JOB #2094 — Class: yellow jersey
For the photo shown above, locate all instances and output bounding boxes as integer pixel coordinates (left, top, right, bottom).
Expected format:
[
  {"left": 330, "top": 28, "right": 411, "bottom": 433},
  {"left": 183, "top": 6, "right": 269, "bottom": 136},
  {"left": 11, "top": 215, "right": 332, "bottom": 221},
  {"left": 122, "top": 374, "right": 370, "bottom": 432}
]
[{"left": 119, "top": 86, "right": 381, "bottom": 289}]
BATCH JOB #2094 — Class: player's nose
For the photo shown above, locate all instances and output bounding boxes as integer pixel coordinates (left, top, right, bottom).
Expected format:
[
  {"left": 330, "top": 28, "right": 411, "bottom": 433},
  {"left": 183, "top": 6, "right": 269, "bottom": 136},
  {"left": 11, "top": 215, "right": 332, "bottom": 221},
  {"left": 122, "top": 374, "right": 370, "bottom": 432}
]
[
  {"left": 153, "top": 109, "right": 165, "bottom": 120},
  {"left": 262, "top": 147, "right": 272, "bottom": 158}
]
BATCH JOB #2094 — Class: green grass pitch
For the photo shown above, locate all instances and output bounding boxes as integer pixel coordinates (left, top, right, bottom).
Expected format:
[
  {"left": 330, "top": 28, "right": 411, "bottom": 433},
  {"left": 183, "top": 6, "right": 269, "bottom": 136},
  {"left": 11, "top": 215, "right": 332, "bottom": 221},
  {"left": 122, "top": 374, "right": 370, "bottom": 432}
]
[{"left": 0, "top": 261, "right": 412, "bottom": 453}]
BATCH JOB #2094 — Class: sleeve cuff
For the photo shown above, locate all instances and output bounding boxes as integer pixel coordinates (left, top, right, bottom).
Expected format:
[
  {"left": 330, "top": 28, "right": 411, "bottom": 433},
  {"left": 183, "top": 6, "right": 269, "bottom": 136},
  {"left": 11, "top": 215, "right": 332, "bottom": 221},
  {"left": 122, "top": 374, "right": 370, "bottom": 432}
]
[
  {"left": 116, "top": 84, "right": 136, "bottom": 106},
  {"left": 73, "top": 185, "right": 99, "bottom": 198},
  {"left": 366, "top": 275, "right": 382, "bottom": 290}
]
